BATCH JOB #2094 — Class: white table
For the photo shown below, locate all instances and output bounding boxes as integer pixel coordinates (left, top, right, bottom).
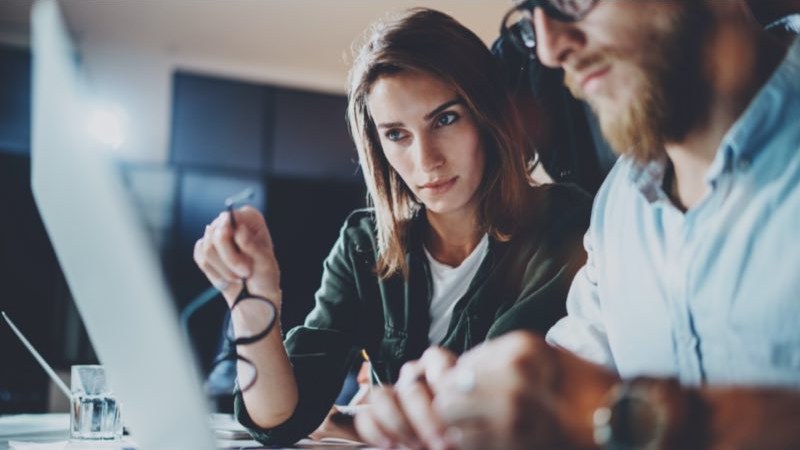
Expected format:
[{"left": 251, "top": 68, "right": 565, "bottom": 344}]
[
  {"left": 0, "top": 414, "right": 371, "bottom": 449},
  {"left": 0, "top": 414, "right": 68, "bottom": 449}
]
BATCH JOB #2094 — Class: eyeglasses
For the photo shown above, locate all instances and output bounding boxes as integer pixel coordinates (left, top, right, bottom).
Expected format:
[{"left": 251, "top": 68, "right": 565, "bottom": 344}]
[
  {"left": 500, "top": 0, "right": 599, "bottom": 56},
  {"left": 180, "top": 188, "right": 277, "bottom": 394}
]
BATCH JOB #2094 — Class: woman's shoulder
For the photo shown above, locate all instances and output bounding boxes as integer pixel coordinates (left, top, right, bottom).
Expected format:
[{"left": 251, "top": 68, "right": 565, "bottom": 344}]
[
  {"left": 342, "top": 207, "right": 376, "bottom": 228},
  {"left": 338, "top": 208, "right": 378, "bottom": 251}
]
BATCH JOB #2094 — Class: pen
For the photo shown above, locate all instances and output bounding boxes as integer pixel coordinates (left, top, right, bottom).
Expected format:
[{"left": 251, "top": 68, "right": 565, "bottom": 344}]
[
  {"left": 360, "top": 349, "right": 384, "bottom": 388},
  {"left": 2, "top": 311, "right": 71, "bottom": 398}
]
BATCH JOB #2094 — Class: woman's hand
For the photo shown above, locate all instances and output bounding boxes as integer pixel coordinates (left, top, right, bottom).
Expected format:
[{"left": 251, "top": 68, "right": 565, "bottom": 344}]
[
  {"left": 354, "top": 347, "right": 457, "bottom": 450},
  {"left": 193, "top": 205, "right": 282, "bottom": 307}
]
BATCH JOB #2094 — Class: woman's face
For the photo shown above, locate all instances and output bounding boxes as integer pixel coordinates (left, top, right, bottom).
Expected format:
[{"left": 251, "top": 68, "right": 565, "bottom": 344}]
[{"left": 367, "top": 70, "right": 486, "bottom": 218}]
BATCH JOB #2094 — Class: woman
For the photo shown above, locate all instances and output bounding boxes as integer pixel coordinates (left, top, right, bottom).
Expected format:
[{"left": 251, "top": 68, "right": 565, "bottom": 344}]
[{"left": 193, "top": 8, "right": 590, "bottom": 446}]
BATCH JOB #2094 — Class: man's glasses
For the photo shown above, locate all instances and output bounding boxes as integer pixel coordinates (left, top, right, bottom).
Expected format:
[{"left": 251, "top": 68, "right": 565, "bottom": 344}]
[
  {"left": 180, "top": 188, "right": 278, "bottom": 393},
  {"left": 501, "top": 0, "right": 599, "bottom": 56}
]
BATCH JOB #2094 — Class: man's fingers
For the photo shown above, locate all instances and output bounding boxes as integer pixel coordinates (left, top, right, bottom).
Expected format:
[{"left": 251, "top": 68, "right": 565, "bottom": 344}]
[
  {"left": 354, "top": 407, "right": 395, "bottom": 449},
  {"left": 365, "top": 387, "right": 423, "bottom": 449},
  {"left": 443, "top": 423, "right": 496, "bottom": 450},
  {"left": 433, "top": 380, "right": 490, "bottom": 426},
  {"left": 397, "top": 360, "right": 425, "bottom": 386},
  {"left": 396, "top": 377, "right": 449, "bottom": 450},
  {"left": 419, "top": 347, "right": 458, "bottom": 389}
]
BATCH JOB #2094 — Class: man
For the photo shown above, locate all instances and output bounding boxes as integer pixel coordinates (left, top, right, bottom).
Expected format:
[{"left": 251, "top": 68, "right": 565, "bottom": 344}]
[{"left": 354, "top": 1, "right": 800, "bottom": 449}]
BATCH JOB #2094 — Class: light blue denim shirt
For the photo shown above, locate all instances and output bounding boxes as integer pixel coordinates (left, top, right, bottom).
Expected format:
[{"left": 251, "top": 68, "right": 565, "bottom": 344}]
[{"left": 547, "top": 38, "right": 800, "bottom": 388}]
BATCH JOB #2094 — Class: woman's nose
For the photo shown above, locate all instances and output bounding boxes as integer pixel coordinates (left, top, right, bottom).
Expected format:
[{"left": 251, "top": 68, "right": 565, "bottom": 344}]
[{"left": 414, "top": 135, "right": 445, "bottom": 172}]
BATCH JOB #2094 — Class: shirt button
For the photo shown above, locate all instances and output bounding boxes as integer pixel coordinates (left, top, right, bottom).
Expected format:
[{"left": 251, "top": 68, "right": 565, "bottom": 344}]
[{"left": 737, "top": 158, "right": 751, "bottom": 171}]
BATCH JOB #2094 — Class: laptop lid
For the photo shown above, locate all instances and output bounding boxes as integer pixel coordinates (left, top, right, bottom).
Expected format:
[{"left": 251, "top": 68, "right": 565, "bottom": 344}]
[{"left": 30, "top": 1, "right": 216, "bottom": 448}]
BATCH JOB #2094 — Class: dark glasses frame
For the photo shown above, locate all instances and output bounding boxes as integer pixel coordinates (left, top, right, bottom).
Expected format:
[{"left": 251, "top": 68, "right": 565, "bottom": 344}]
[{"left": 500, "top": 0, "right": 599, "bottom": 55}]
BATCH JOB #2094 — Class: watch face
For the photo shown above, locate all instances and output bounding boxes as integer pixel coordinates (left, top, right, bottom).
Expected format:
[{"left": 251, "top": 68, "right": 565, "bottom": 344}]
[
  {"left": 610, "top": 395, "right": 662, "bottom": 449},
  {"left": 595, "top": 382, "right": 669, "bottom": 450}
]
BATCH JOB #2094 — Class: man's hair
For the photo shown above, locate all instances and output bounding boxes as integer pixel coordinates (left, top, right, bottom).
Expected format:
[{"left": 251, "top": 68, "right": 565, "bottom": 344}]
[{"left": 347, "top": 8, "right": 533, "bottom": 279}]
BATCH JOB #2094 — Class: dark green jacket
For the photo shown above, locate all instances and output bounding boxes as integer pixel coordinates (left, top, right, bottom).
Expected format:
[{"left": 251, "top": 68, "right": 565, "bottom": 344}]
[{"left": 235, "top": 184, "right": 591, "bottom": 445}]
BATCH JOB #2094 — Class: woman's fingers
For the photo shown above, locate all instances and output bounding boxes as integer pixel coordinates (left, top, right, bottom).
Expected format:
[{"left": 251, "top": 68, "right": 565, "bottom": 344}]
[
  {"left": 194, "top": 239, "right": 225, "bottom": 286},
  {"left": 195, "top": 225, "right": 239, "bottom": 283},
  {"left": 212, "top": 213, "right": 253, "bottom": 278},
  {"left": 233, "top": 206, "right": 275, "bottom": 250},
  {"left": 193, "top": 207, "right": 282, "bottom": 304}
]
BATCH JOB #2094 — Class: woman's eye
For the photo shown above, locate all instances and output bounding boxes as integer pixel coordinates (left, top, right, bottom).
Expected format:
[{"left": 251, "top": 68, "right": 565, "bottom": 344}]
[
  {"left": 435, "top": 112, "right": 459, "bottom": 128},
  {"left": 385, "top": 129, "right": 406, "bottom": 142}
]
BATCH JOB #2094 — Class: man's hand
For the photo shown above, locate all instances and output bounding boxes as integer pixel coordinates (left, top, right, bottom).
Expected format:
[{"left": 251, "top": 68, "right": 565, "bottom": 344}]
[
  {"left": 430, "top": 331, "right": 619, "bottom": 450},
  {"left": 355, "top": 347, "right": 457, "bottom": 450}
]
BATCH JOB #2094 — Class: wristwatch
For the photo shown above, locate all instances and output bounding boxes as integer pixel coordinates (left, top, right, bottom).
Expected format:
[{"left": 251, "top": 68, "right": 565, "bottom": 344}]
[
  {"left": 592, "top": 377, "right": 705, "bottom": 450},
  {"left": 593, "top": 378, "right": 666, "bottom": 450}
]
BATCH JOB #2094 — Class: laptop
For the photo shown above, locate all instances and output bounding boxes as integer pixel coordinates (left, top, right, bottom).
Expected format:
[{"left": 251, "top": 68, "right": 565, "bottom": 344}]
[{"left": 31, "top": 1, "right": 224, "bottom": 448}]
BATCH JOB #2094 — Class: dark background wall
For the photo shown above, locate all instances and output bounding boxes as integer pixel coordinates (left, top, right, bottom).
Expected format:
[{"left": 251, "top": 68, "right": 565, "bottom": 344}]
[{"left": 0, "top": 45, "right": 366, "bottom": 412}]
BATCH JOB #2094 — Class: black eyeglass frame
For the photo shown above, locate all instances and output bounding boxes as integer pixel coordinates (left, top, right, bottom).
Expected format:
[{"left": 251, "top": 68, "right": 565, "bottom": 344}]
[
  {"left": 500, "top": 0, "right": 599, "bottom": 55},
  {"left": 207, "top": 293, "right": 277, "bottom": 392}
]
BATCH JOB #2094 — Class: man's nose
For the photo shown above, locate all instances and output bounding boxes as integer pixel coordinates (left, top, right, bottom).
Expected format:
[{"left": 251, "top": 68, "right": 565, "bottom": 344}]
[{"left": 533, "top": 7, "right": 584, "bottom": 68}]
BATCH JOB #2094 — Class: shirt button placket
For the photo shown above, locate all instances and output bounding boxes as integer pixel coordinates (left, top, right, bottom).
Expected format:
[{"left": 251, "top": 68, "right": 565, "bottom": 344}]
[
  {"left": 669, "top": 208, "right": 704, "bottom": 385},
  {"left": 663, "top": 206, "right": 689, "bottom": 383},
  {"left": 680, "top": 209, "right": 706, "bottom": 385}
]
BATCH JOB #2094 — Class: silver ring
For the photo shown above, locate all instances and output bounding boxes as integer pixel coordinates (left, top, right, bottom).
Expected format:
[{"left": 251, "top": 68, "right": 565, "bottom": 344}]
[{"left": 454, "top": 368, "right": 476, "bottom": 393}]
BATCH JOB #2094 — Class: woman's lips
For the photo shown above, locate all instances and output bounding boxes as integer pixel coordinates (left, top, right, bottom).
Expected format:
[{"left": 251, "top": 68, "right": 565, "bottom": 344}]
[{"left": 420, "top": 176, "right": 458, "bottom": 195}]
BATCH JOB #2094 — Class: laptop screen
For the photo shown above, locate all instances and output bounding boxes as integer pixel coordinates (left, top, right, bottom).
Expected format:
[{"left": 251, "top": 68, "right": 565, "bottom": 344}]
[{"left": 30, "top": 1, "right": 217, "bottom": 448}]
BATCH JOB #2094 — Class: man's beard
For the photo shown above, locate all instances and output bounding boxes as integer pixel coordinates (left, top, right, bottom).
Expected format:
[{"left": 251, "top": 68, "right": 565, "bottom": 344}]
[{"left": 566, "top": 3, "right": 712, "bottom": 164}]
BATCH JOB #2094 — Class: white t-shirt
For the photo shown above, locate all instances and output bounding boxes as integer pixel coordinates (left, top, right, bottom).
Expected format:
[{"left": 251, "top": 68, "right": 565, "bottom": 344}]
[{"left": 424, "top": 234, "right": 489, "bottom": 345}]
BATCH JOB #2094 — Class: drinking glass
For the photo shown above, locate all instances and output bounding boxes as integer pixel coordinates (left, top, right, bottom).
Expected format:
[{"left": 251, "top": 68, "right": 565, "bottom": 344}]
[{"left": 70, "top": 365, "right": 123, "bottom": 441}]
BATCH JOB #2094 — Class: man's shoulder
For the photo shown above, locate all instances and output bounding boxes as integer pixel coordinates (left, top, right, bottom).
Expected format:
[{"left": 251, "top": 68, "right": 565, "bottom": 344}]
[
  {"left": 585, "top": 156, "right": 651, "bottom": 234},
  {"left": 592, "top": 157, "right": 641, "bottom": 207}
]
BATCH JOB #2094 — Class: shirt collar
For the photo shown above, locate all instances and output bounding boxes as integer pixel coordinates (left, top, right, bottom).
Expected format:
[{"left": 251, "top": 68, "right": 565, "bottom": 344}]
[
  {"left": 627, "top": 156, "right": 670, "bottom": 204},
  {"left": 628, "top": 37, "right": 800, "bottom": 202},
  {"left": 709, "top": 37, "right": 800, "bottom": 183}
]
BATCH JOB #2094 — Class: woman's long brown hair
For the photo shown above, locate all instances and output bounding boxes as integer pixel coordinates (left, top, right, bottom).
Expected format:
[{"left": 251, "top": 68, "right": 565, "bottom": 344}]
[{"left": 347, "top": 8, "right": 533, "bottom": 279}]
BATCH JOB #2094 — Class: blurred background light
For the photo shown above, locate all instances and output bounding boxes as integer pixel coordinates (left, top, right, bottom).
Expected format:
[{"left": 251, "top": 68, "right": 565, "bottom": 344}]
[{"left": 86, "top": 103, "right": 125, "bottom": 149}]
